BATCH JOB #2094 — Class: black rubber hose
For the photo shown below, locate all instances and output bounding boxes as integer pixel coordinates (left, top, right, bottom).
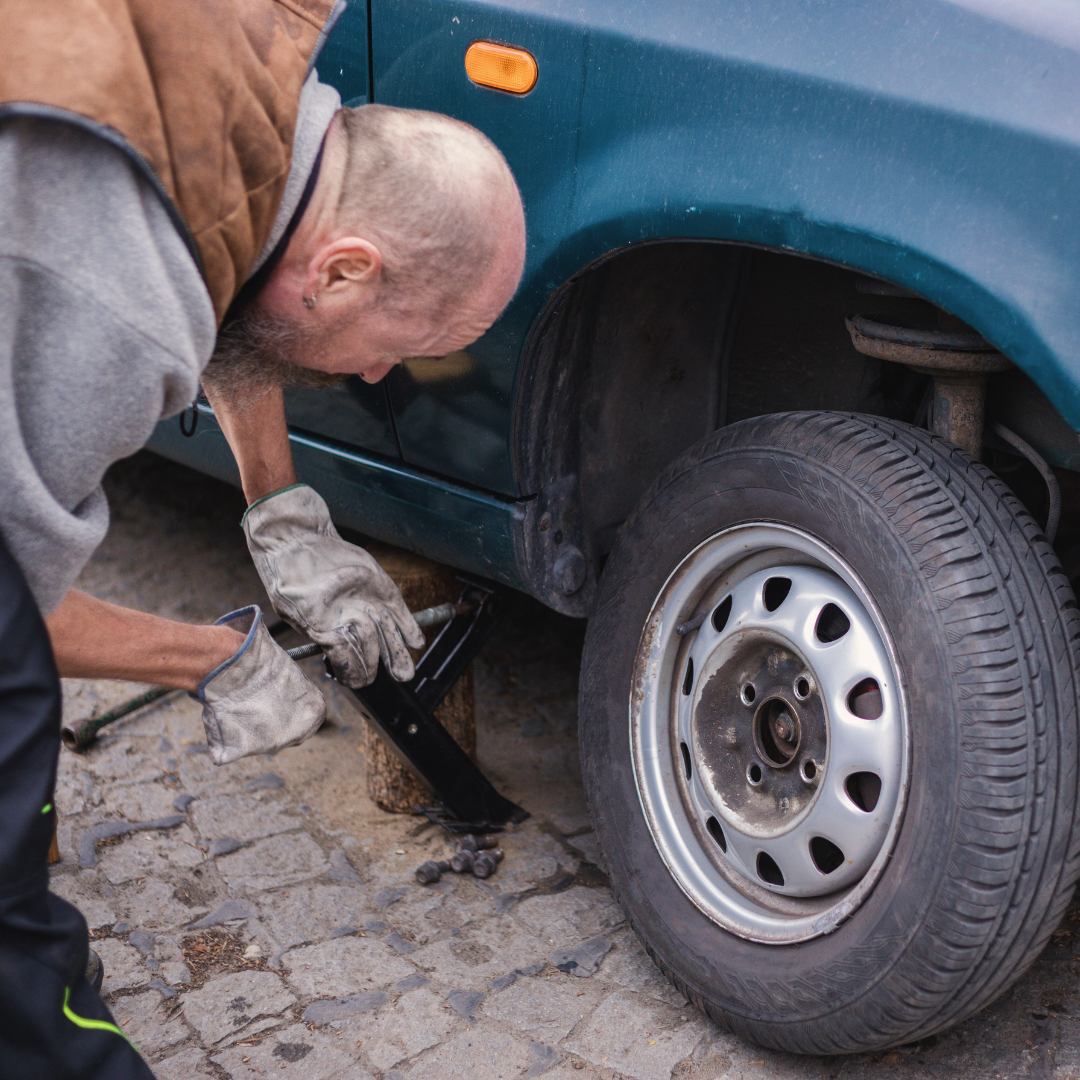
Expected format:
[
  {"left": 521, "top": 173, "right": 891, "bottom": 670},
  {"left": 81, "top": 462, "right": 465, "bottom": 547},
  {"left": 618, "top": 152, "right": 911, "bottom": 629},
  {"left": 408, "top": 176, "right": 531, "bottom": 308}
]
[{"left": 991, "top": 421, "right": 1061, "bottom": 543}]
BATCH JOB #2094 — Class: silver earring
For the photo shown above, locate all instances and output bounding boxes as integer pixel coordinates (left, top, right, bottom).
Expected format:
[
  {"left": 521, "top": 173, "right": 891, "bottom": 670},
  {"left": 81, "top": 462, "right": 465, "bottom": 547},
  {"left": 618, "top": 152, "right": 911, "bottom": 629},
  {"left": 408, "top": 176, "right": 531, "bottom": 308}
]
[{"left": 302, "top": 293, "right": 317, "bottom": 310}]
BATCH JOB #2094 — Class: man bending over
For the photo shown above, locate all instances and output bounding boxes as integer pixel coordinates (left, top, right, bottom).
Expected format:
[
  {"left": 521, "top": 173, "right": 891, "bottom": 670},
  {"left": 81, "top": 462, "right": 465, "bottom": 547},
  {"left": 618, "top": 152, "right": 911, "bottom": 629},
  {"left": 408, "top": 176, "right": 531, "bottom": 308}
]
[{"left": 0, "top": 2, "right": 525, "bottom": 1075}]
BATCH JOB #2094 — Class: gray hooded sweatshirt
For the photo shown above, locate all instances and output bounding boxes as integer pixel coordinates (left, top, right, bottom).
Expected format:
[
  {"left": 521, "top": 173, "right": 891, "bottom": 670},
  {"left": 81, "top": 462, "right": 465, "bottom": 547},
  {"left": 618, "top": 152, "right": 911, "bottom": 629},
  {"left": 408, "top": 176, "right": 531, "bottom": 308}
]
[{"left": 0, "top": 73, "right": 340, "bottom": 614}]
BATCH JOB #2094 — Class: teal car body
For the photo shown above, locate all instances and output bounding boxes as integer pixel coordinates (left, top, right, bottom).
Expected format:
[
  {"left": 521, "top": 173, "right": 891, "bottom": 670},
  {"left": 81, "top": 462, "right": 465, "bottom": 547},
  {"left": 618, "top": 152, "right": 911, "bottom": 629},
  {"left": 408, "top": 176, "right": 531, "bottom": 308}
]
[{"left": 151, "top": 0, "right": 1080, "bottom": 612}]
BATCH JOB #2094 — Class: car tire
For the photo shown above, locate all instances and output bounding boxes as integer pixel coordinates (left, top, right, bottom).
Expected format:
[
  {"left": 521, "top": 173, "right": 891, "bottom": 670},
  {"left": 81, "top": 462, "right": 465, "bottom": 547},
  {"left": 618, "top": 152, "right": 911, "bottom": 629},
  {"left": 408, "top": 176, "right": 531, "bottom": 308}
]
[{"left": 580, "top": 411, "right": 1080, "bottom": 1053}]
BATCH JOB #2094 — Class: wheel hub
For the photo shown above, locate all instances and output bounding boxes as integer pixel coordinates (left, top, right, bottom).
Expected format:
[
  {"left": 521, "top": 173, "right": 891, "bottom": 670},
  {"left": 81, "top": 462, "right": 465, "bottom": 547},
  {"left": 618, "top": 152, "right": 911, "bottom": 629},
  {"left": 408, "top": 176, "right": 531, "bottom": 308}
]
[{"left": 693, "top": 640, "right": 827, "bottom": 836}]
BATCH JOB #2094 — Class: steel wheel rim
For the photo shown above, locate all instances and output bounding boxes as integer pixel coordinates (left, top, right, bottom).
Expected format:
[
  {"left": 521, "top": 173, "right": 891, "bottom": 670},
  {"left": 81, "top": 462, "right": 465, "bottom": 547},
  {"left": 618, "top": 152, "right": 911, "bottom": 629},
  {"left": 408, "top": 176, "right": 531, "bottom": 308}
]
[{"left": 630, "top": 523, "right": 909, "bottom": 943}]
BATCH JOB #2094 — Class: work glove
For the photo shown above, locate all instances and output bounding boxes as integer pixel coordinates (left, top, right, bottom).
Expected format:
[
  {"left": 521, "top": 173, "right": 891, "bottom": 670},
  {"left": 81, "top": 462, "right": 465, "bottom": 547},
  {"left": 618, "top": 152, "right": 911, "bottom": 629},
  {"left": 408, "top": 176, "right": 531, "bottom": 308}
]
[
  {"left": 197, "top": 605, "right": 326, "bottom": 765},
  {"left": 242, "top": 484, "right": 425, "bottom": 688}
]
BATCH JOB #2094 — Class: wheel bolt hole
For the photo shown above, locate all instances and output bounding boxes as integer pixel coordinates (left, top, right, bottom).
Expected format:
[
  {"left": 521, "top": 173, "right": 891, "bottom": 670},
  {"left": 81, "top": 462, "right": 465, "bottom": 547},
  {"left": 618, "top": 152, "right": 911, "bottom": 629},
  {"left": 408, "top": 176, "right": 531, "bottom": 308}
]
[
  {"left": 682, "top": 657, "right": 694, "bottom": 697},
  {"left": 680, "top": 741, "right": 692, "bottom": 781},
  {"left": 747, "top": 761, "right": 764, "bottom": 786},
  {"left": 706, "top": 816, "right": 727, "bottom": 852},
  {"left": 741, "top": 683, "right": 756, "bottom": 705},
  {"left": 800, "top": 758, "right": 818, "bottom": 783},
  {"left": 810, "top": 836, "right": 845, "bottom": 875},
  {"left": 794, "top": 675, "right": 812, "bottom": 700},
  {"left": 847, "top": 678, "right": 883, "bottom": 719},
  {"left": 712, "top": 595, "right": 732, "bottom": 633},
  {"left": 845, "top": 771, "right": 882, "bottom": 812},
  {"left": 815, "top": 603, "right": 851, "bottom": 643},
  {"left": 763, "top": 577, "right": 792, "bottom": 612},
  {"left": 756, "top": 851, "right": 784, "bottom": 886}
]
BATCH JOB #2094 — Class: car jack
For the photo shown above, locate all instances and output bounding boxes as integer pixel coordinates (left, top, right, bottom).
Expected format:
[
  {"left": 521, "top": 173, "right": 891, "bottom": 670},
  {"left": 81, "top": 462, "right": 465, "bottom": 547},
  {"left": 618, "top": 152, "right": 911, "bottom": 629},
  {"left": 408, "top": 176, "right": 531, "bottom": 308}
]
[{"left": 343, "top": 579, "right": 529, "bottom": 829}]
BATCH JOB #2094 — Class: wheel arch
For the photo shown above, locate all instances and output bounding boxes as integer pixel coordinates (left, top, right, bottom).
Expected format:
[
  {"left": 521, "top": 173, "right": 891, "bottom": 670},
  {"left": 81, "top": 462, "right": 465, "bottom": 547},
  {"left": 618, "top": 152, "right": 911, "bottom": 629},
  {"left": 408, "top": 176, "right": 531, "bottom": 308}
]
[{"left": 512, "top": 226, "right": 1080, "bottom": 616}]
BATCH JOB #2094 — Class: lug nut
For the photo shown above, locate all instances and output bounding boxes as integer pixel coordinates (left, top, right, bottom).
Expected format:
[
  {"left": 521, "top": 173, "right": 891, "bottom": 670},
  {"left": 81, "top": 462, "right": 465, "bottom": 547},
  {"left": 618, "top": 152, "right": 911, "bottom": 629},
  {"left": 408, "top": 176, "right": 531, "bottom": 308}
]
[
  {"left": 450, "top": 849, "right": 475, "bottom": 874},
  {"left": 456, "top": 833, "right": 499, "bottom": 854},
  {"left": 472, "top": 849, "right": 504, "bottom": 879},
  {"left": 415, "top": 859, "right": 451, "bottom": 885}
]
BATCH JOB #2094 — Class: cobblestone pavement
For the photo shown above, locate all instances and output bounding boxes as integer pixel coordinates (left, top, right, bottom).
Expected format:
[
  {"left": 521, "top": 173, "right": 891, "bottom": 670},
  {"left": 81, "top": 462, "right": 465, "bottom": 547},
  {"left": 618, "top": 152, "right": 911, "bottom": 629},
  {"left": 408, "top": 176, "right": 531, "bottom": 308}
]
[{"left": 51, "top": 453, "right": 1080, "bottom": 1080}]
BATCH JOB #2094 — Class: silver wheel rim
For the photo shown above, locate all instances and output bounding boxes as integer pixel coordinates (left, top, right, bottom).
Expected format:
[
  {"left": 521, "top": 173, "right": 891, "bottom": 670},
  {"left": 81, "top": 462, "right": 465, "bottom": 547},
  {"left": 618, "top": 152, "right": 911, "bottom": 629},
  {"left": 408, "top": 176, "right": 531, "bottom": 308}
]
[{"left": 630, "top": 524, "right": 909, "bottom": 943}]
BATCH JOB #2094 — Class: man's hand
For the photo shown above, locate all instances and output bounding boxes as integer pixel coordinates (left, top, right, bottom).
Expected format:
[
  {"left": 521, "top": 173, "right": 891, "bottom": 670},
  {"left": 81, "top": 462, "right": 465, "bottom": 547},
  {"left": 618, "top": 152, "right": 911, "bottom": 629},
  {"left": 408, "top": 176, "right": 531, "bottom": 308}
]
[
  {"left": 243, "top": 484, "right": 425, "bottom": 687},
  {"left": 197, "top": 606, "right": 326, "bottom": 764},
  {"left": 45, "top": 592, "right": 327, "bottom": 764}
]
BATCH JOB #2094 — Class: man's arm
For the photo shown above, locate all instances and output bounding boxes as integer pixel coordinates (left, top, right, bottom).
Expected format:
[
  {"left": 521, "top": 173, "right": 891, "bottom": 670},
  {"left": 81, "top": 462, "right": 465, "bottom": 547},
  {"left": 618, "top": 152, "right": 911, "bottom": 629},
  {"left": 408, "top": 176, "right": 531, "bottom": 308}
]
[
  {"left": 202, "top": 383, "right": 296, "bottom": 504},
  {"left": 45, "top": 590, "right": 243, "bottom": 693},
  {"left": 202, "top": 378, "right": 425, "bottom": 687}
]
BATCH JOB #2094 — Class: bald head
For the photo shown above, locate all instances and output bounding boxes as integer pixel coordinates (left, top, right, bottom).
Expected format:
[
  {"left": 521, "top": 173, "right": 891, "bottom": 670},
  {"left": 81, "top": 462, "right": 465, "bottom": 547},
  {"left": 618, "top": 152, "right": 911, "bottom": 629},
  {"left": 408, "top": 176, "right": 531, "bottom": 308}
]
[
  {"left": 335, "top": 104, "right": 524, "bottom": 317},
  {"left": 232, "top": 102, "right": 525, "bottom": 393}
]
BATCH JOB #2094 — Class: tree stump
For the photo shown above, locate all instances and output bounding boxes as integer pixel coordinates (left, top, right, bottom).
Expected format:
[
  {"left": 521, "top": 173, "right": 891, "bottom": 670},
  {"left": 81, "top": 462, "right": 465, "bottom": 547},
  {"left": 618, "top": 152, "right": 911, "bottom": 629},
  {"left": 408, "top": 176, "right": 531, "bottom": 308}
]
[{"left": 361, "top": 542, "right": 476, "bottom": 814}]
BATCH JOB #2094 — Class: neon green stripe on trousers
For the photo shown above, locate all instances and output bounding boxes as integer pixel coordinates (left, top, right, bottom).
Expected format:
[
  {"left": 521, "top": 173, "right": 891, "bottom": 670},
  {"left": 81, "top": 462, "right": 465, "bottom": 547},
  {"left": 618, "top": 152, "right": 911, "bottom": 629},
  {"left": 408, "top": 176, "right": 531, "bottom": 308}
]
[{"left": 62, "top": 986, "right": 135, "bottom": 1048}]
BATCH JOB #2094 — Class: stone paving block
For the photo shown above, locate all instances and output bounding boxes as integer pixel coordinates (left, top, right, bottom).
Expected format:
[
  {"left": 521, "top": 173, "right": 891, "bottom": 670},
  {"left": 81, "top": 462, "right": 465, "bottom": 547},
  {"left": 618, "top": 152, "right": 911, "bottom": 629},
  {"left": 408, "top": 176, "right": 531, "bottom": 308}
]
[
  {"left": 54, "top": 768, "right": 93, "bottom": 816},
  {"left": 514, "top": 886, "right": 625, "bottom": 947},
  {"left": 304, "top": 990, "right": 390, "bottom": 1023},
  {"left": 180, "top": 970, "right": 296, "bottom": 1045},
  {"left": 330, "top": 849, "right": 364, "bottom": 883},
  {"left": 409, "top": 916, "right": 549, "bottom": 989},
  {"left": 415, "top": 878, "right": 493, "bottom": 930},
  {"left": 119, "top": 878, "right": 201, "bottom": 931},
  {"left": 283, "top": 936, "right": 416, "bottom": 999},
  {"left": 160, "top": 960, "right": 192, "bottom": 987},
  {"left": 216, "top": 832, "right": 329, "bottom": 889},
  {"left": 446, "top": 989, "right": 484, "bottom": 1022},
  {"left": 85, "top": 740, "right": 164, "bottom": 784},
  {"left": 482, "top": 976, "right": 603, "bottom": 1043},
  {"left": 563, "top": 990, "right": 705, "bottom": 1080},
  {"left": 245, "top": 772, "right": 285, "bottom": 791},
  {"left": 175, "top": 740, "right": 273, "bottom": 796},
  {"left": 192, "top": 793, "right": 302, "bottom": 843},
  {"left": 344, "top": 988, "right": 456, "bottom": 1072},
  {"left": 47, "top": 873, "right": 116, "bottom": 929},
  {"left": 258, "top": 884, "right": 369, "bottom": 949},
  {"left": 109, "top": 990, "right": 189, "bottom": 1054},
  {"left": 188, "top": 898, "right": 258, "bottom": 929},
  {"left": 402, "top": 1025, "right": 532, "bottom": 1080},
  {"left": 525, "top": 1041, "right": 563, "bottom": 1078},
  {"left": 96, "top": 825, "right": 204, "bottom": 885},
  {"left": 374, "top": 885, "right": 411, "bottom": 908},
  {"left": 213, "top": 1022, "right": 366, "bottom": 1079},
  {"left": 95, "top": 937, "right": 151, "bottom": 994},
  {"left": 551, "top": 936, "right": 612, "bottom": 977},
  {"left": 669, "top": 1037, "right": 735, "bottom": 1080},
  {"left": 494, "top": 832, "right": 577, "bottom": 894},
  {"left": 150, "top": 1047, "right": 218, "bottom": 1079},
  {"left": 103, "top": 781, "right": 185, "bottom": 823},
  {"left": 599, "top": 929, "right": 687, "bottom": 1006}
]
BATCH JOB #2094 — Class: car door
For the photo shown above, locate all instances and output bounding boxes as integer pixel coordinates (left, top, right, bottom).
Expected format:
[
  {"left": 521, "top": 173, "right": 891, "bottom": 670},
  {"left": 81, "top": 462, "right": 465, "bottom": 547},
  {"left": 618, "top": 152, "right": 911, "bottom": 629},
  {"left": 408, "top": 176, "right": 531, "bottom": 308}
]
[{"left": 370, "top": 1, "right": 587, "bottom": 495}]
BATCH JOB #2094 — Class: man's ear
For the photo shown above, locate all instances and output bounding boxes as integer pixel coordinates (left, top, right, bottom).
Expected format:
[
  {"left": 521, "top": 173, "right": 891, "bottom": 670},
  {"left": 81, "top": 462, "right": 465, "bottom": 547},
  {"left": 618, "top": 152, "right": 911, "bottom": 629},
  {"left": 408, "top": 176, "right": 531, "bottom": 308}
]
[{"left": 310, "top": 237, "right": 382, "bottom": 294}]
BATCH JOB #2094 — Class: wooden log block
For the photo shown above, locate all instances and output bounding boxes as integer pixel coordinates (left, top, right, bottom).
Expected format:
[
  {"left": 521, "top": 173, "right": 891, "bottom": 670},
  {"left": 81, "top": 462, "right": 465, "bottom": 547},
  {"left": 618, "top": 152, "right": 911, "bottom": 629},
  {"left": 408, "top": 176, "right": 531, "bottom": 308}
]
[
  {"left": 47, "top": 815, "right": 60, "bottom": 864},
  {"left": 361, "top": 542, "right": 476, "bottom": 814}
]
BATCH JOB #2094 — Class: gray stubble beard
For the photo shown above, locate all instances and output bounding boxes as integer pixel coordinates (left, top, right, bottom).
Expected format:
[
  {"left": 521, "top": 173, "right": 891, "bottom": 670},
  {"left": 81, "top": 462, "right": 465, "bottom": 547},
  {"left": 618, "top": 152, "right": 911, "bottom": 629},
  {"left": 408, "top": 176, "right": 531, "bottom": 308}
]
[{"left": 200, "top": 306, "right": 348, "bottom": 412}]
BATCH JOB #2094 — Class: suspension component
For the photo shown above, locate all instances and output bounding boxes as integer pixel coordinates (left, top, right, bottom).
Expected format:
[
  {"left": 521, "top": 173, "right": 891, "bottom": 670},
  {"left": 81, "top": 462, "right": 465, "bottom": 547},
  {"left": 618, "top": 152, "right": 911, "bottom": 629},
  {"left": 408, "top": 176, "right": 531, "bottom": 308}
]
[{"left": 846, "top": 314, "right": 1010, "bottom": 458}]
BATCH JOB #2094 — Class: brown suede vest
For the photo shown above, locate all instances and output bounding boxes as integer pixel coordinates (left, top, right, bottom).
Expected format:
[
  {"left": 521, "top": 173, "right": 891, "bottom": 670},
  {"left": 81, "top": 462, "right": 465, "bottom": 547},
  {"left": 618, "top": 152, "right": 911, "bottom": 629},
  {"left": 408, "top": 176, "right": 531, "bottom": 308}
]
[{"left": 0, "top": 0, "right": 338, "bottom": 323}]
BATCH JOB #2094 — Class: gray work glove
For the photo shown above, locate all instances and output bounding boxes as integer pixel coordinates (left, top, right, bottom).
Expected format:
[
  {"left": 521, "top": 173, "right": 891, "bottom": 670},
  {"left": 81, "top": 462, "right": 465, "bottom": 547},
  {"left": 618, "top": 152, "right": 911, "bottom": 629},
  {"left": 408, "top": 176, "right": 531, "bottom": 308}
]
[
  {"left": 197, "top": 605, "right": 326, "bottom": 765},
  {"left": 242, "top": 484, "right": 425, "bottom": 688}
]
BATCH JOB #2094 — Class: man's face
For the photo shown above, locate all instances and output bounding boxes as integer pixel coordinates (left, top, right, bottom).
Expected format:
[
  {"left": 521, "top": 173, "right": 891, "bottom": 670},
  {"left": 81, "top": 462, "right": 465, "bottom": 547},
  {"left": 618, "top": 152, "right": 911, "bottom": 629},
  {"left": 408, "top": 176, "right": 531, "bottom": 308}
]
[
  {"left": 205, "top": 277, "right": 509, "bottom": 409},
  {"left": 288, "top": 292, "right": 503, "bottom": 384}
]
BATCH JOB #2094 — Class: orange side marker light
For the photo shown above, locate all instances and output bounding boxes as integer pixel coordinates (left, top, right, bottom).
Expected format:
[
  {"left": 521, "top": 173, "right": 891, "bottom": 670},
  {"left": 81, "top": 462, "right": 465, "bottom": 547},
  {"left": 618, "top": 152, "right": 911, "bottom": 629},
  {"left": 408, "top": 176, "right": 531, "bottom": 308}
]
[{"left": 465, "top": 41, "right": 538, "bottom": 95}]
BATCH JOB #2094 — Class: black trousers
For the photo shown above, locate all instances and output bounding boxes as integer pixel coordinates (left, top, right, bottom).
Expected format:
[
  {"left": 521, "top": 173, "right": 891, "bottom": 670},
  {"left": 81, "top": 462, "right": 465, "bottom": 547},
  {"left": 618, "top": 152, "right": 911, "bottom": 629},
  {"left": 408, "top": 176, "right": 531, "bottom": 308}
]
[{"left": 0, "top": 539, "right": 152, "bottom": 1079}]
